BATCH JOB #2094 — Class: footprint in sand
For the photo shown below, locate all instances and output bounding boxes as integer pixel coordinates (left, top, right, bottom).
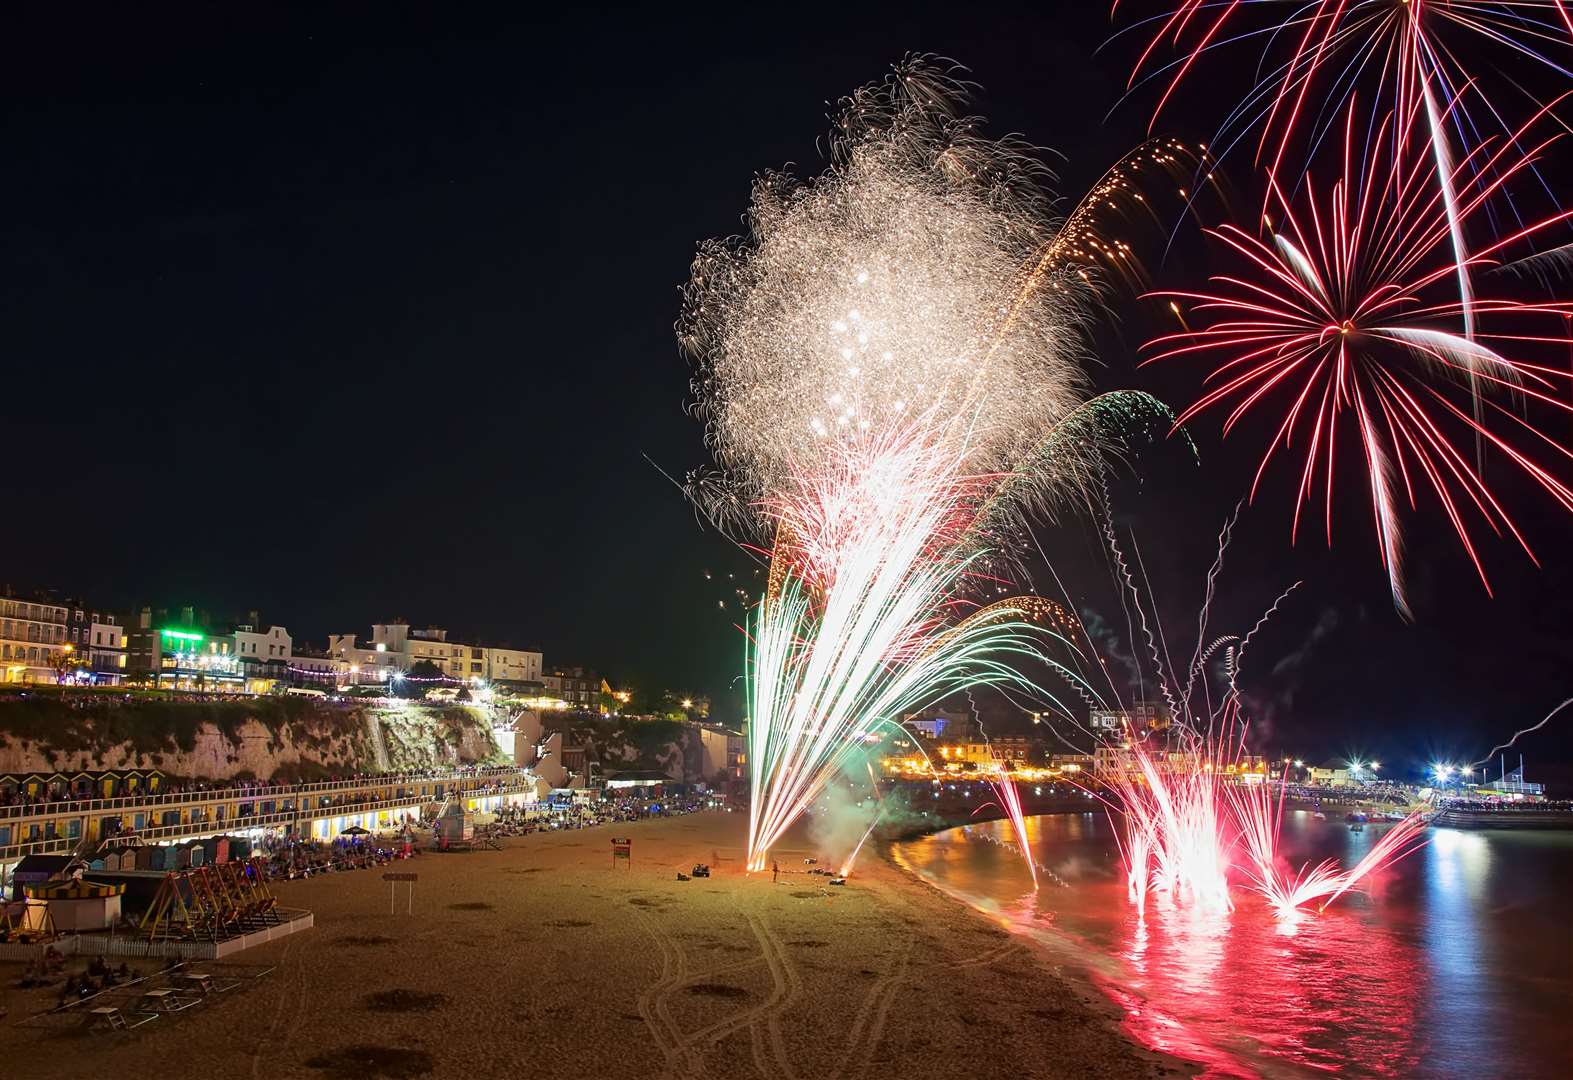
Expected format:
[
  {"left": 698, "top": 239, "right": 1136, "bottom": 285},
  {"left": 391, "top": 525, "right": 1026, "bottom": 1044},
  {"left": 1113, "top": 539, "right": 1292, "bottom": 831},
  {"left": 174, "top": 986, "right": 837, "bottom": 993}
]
[
  {"left": 304, "top": 1045, "right": 434, "bottom": 1078},
  {"left": 361, "top": 989, "right": 450, "bottom": 1014}
]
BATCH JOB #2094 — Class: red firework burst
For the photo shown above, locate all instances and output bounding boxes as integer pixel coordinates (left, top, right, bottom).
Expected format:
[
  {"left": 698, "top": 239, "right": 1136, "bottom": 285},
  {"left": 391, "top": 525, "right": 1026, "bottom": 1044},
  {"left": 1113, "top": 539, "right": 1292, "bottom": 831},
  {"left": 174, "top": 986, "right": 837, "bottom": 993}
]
[
  {"left": 1144, "top": 95, "right": 1573, "bottom": 615},
  {"left": 1116, "top": 0, "right": 1572, "bottom": 186}
]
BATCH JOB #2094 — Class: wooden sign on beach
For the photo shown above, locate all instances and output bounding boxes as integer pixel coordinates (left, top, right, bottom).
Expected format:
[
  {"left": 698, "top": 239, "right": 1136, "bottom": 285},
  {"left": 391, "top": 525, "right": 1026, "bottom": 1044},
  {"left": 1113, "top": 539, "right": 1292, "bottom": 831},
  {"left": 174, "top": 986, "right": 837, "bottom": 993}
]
[
  {"left": 611, "top": 837, "right": 632, "bottom": 869},
  {"left": 383, "top": 871, "right": 417, "bottom": 913}
]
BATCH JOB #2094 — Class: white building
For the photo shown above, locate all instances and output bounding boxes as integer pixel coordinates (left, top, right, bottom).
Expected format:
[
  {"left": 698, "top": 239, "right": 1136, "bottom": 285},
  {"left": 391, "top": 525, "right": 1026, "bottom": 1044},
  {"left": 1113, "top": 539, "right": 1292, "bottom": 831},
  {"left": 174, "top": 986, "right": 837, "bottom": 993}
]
[
  {"left": 329, "top": 620, "right": 545, "bottom": 690},
  {"left": 486, "top": 646, "right": 542, "bottom": 686},
  {"left": 326, "top": 633, "right": 402, "bottom": 685},
  {"left": 233, "top": 624, "right": 292, "bottom": 664},
  {"left": 902, "top": 708, "right": 969, "bottom": 739},
  {"left": 327, "top": 621, "right": 495, "bottom": 686},
  {"left": 86, "top": 621, "right": 127, "bottom": 683},
  {"left": 405, "top": 628, "right": 480, "bottom": 679},
  {"left": 1090, "top": 702, "right": 1170, "bottom": 736},
  {"left": 0, "top": 592, "right": 68, "bottom": 683}
]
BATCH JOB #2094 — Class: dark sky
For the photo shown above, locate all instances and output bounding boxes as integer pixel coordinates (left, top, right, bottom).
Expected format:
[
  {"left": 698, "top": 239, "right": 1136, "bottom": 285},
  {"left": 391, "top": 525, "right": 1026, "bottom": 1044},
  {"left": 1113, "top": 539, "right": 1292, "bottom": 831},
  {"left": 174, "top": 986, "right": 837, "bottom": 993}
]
[{"left": 5, "top": 2, "right": 1571, "bottom": 779}]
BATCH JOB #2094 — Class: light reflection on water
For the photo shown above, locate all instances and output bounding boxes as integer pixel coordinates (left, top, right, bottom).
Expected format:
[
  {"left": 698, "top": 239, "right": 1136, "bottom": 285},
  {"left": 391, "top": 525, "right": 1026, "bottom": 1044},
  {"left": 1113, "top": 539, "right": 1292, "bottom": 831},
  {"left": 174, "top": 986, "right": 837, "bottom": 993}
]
[{"left": 894, "top": 813, "right": 1573, "bottom": 1078}]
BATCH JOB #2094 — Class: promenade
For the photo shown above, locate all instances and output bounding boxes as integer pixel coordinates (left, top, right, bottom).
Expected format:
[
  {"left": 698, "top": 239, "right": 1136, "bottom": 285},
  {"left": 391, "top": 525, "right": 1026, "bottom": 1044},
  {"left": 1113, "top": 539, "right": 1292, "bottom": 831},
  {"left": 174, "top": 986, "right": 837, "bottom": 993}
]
[{"left": 0, "top": 766, "right": 537, "bottom": 870}]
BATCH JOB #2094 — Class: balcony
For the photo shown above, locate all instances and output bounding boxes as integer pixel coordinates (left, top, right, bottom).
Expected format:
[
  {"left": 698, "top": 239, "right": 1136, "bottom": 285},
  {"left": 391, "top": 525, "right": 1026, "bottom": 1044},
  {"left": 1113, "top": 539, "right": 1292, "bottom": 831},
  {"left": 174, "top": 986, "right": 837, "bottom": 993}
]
[{"left": 0, "top": 769, "right": 536, "bottom": 862}]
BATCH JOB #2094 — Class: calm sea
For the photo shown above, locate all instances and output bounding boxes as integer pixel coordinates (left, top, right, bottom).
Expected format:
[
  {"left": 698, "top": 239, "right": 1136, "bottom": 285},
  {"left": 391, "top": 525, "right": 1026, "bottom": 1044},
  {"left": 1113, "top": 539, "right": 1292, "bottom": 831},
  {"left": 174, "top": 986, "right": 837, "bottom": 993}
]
[{"left": 893, "top": 812, "right": 1573, "bottom": 1078}]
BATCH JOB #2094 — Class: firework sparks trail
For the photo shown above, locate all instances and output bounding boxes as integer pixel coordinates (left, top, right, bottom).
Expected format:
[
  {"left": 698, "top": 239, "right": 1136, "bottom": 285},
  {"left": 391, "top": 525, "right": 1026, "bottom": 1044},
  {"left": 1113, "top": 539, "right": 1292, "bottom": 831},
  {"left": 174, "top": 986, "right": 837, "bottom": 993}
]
[
  {"left": 1100, "top": 707, "right": 1427, "bottom": 921},
  {"left": 1041, "top": 511, "right": 1425, "bottom": 921},
  {"left": 1114, "top": 1, "right": 1573, "bottom": 207},
  {"left": 1230, "top": 771, "right": 1429, "bottom": 918},
  {"left": 1143, "top": 94, "right": 1573, "bottom": 615},
  {"left": 683, "top": 59, "right": 1182, "bottom": 874},
  {"left": 1115, "top": 2, "right": 1573, "bottom": 474},
  {"left": 742, "top": 434, "right": 1070, "bottom": 870},
  {"left": 989, "top": 776, "right": 1039, "bottom": 888},
  {"left": 963, "top": 685, "right": 1042, "bottom": 888},
  {"left": 1469, "top": 695, "right": 1573, "bottom": 765},
  {"left": 838, "top": 759, "right": 892, "bottom": 878},
  {"left": 1105, "top": 728, "right": 1238, "bottom": 914},
  {"left": 839, "top": 814, "right": 882, "bottom": 880}
]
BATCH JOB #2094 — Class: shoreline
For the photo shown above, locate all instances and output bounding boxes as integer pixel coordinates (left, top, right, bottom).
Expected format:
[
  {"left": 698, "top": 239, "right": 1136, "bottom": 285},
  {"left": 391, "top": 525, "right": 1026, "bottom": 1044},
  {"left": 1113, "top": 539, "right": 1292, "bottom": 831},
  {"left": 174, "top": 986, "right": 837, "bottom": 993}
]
[
  {"left": 885, "top": 826, "right": 1246, "bottom": 1079},
  {"left": 0, "top": 810, "right": 1187, "bottom": 1079}
]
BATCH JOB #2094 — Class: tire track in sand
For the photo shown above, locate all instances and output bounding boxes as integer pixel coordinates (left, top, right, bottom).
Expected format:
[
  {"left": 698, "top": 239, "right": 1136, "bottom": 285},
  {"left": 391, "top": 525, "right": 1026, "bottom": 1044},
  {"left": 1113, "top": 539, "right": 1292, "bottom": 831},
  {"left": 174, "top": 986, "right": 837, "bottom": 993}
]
[
  {"left": 633, "top": 901, "right": 793, "bottom": 1078},
  {"left": 249, "top": 935, "right": 311, "bottom": 1078}
]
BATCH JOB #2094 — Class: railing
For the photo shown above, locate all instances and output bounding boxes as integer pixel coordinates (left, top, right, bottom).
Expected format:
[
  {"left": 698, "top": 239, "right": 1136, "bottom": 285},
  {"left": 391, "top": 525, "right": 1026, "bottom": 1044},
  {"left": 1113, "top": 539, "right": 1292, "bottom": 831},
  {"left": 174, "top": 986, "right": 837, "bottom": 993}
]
[
  {"left": 0, "top": 772, "right": 535, "bottom": 859},
  {"left": 0, "top": 780, "right": 537, "bottom": 863},
  {"left": 300, "top": 783, "right": 534, "bottom": 824},
  {"left": 0, "top": 765, "right": 530, "bottom": 821}
]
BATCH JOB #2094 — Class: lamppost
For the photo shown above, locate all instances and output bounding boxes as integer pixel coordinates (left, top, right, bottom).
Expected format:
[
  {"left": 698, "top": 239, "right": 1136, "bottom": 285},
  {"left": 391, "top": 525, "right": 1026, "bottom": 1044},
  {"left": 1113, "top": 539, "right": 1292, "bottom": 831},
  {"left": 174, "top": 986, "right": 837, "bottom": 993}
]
[{"left": 55, "top": 643, "right": 76, "bottom": 684}]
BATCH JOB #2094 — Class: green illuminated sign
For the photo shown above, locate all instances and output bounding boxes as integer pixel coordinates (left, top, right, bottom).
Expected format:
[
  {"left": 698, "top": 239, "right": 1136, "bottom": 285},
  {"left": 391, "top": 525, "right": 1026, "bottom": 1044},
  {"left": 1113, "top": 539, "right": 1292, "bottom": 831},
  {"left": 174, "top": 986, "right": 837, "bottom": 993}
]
[{"left": 161, "top": 629, "right": 204, "bottom": 642}]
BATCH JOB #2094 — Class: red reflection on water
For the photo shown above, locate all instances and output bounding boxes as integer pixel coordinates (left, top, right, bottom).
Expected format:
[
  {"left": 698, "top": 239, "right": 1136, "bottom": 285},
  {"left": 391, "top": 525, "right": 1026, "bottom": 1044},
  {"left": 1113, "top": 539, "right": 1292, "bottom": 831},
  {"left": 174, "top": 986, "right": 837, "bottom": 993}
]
[
  {"left": 916, "top": 815, "right": 1434, "bottom": 1078},
  {"left": 1102, "top": 890, "right": 1424, "bottom": 1077}
]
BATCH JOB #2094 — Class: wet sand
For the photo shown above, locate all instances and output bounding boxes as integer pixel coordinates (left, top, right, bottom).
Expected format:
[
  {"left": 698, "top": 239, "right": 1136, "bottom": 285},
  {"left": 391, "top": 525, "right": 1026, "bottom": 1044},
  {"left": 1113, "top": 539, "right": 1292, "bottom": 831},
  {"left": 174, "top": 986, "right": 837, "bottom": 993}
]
[{"left": 0, "top": 811, "right": 1188, "bottom": 1078}]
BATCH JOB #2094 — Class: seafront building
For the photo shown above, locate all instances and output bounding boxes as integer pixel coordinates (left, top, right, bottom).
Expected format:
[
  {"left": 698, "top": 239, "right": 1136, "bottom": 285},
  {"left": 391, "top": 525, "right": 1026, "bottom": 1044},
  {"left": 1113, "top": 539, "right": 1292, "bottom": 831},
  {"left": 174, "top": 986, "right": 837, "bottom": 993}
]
[
  {"left": 126, "top": 608, "right": 245, "bottom": 692},
  {"left": 328, "top": 621, "right": 551, "bottom": 695},
  {"left": 1, "top": 589, "right": 71, "bottom": 684},
  {"left": 1, "top": 584, "right": 593, "bottom": 706},
  {"left": 0, "top": 764, "right": 542, "bottom": 877}
]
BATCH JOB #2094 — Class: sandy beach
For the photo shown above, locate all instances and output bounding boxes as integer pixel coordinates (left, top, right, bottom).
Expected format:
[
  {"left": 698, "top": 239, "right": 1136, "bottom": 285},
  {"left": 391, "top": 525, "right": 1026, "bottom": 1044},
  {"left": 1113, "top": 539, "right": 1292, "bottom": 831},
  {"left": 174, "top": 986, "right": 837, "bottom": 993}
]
[{"left": 1, "top": 811, "right": 1186, "bottom": 1079}]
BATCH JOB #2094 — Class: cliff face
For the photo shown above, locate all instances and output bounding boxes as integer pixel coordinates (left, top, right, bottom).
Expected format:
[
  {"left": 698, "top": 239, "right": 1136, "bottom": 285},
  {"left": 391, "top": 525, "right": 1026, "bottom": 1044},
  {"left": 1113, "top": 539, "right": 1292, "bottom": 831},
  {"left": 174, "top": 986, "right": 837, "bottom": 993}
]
[
  {"left": 0, "top": 696, "right": 504, "bottom": 782},
  {"left": 536, "top": 714, "right": 709, "bottom": 782}
]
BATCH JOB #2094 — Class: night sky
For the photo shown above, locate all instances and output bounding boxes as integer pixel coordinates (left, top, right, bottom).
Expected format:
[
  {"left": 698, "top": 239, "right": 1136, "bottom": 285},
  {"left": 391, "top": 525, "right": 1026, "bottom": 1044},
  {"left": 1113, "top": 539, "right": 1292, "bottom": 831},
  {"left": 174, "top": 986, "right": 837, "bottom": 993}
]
[{"left": 6, "top": 3, "right": 1571, "bottom": 779}]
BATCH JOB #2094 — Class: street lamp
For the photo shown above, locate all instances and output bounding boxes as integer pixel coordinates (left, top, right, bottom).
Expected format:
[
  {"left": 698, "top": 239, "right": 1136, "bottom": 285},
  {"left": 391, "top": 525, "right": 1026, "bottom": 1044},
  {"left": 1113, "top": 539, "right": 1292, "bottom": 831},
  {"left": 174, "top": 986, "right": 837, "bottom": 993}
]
[{"left": 55, "top": 643, "right": 77, "bottom": 684}]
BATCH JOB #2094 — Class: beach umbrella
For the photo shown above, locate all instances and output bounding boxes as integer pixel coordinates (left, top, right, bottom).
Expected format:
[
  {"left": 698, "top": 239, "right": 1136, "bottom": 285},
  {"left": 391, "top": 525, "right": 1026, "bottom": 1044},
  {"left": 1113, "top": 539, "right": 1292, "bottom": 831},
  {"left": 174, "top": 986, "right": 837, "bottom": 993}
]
[{"left": 342, "top": 825, "right": 371, "bottom": 836}]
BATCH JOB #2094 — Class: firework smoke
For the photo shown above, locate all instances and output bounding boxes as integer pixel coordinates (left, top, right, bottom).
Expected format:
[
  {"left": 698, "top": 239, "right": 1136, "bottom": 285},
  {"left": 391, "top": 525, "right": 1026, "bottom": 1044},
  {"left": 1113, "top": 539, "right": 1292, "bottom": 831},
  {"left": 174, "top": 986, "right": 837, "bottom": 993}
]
[{"left": 682, "top": 59, "right": 1174, "bottom": 873}]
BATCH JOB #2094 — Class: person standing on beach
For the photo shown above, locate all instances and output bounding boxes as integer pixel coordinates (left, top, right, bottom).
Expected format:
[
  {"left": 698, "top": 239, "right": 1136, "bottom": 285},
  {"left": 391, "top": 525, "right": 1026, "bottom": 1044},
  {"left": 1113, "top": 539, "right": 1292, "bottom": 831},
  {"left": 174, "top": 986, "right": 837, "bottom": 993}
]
[{"left": 772, "top": 860, "right": 779, "bottom": 883}]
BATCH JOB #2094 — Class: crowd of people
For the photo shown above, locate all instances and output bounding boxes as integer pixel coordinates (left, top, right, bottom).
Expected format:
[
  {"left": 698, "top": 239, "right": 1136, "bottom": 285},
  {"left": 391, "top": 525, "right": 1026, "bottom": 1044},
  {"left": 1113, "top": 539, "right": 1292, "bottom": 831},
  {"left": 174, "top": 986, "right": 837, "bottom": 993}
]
[
  {"left": 0, "top": 763, "right": 525, "bottom": 810},
  {"left": 1271, "top": 781, "right": 1412, "bottom": 806},
  {"left": 253, "top": 830, "right": 419, "bottom": 879},
  {"left": 1433, "top": 797, "right": 1573, "bottom": 811}
]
